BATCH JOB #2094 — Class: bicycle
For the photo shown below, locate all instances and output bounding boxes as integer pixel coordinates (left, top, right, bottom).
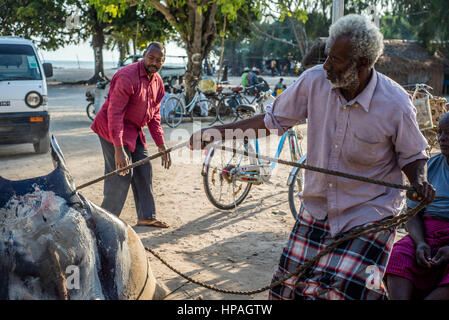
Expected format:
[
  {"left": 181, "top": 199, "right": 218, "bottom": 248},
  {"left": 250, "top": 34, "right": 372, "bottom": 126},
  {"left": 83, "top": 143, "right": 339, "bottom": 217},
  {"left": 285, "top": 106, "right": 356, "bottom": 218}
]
[
  {"left": 202, "top": 126, "right": 307, "bottom": 219},
  {"left": 242, "top": 84, "right": 271, "bottom": 114},
  {"left": 406, "top": 83, "right": 448, "bottom": 156},
  {"left": 247, "top": 88, "right": 272, "bottom": 114},
  {"left": 212, "top": 86, "right": 250, "bottom": 124},
  {"left": 213, "top": 85, "right": 273, "bottom": 124},
  {"left": 164, "top": 86, "right": 216, "bottom": 128}
]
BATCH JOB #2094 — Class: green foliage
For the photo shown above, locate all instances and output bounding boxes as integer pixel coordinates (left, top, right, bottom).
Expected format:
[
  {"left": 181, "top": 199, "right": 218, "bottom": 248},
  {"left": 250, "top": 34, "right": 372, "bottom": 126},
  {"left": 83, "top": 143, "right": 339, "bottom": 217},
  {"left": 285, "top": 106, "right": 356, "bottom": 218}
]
[
  {"left": 0, "top": 0, "right": 78, "bottom": 50},
  {"left": 389, "top": 0, "right": 449, "bottom": 51},
  {"left": 380, "top": 15, "right": 415, "bottom": 40},
  {"left": 216, "top": 0, "right": 333, "bottom": 73},
  {"left": 98, "top": 3, "right": 174, "bottom": 56},
  {"left": 217, "top": 0, "right": 246, "bottom": 21}
]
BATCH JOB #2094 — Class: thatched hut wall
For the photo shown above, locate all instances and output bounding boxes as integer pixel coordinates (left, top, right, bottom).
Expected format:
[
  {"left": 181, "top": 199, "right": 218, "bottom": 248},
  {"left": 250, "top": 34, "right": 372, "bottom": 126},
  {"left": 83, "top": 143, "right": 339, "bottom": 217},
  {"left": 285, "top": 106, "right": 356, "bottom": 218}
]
[{"left": 376, "top": 40, "right": 445, "bottom": 95}]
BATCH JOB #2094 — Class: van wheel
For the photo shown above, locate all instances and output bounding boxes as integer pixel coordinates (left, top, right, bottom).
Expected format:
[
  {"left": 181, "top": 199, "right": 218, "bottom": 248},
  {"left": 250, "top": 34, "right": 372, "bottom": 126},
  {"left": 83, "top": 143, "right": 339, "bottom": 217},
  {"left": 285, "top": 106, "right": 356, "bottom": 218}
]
[{"left": 34, "top": 133, "right": 50, "bottom": 154}]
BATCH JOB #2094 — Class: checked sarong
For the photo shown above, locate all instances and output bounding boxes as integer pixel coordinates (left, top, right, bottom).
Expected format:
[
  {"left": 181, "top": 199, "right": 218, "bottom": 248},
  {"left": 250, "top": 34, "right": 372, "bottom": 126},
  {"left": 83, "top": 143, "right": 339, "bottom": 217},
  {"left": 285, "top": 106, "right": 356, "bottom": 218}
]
[{"left": 269, "top": 206, "right": 396, "bottom": 300}]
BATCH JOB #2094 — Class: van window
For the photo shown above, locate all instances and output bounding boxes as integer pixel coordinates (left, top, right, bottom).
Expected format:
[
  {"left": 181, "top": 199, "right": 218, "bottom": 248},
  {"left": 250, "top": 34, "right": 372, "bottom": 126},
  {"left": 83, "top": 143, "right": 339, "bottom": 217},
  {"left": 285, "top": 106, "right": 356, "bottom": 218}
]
[{"left": 0, "top": 44, "right": 42, "bottom": 81}]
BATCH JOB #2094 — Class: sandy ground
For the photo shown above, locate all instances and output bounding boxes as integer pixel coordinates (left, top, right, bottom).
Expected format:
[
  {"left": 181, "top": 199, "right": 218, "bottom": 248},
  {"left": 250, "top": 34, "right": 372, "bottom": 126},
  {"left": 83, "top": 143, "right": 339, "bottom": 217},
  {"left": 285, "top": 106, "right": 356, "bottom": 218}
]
[{"left": 0, "top": 75, "right": 310, "bottom": 300}]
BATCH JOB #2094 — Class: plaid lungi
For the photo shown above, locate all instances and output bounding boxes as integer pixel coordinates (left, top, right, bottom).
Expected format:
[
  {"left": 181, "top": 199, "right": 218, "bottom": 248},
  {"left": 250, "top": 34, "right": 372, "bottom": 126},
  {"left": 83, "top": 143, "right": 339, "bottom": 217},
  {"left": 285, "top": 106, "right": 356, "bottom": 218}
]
[{"left": 268, "top": 205, "right": 396, "bottom": 300}]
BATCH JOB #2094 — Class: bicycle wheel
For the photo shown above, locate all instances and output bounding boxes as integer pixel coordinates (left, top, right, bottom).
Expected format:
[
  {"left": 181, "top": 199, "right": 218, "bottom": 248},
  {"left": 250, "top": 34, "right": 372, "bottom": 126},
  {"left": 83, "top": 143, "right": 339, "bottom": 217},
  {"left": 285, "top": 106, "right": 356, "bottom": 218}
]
[
  {"left": 203, "top": 140, "right": 255, "bottom": 210},
  {"left": 165, "top": 96, "right": 184, "bottom": 128},
  {"left": 215, "top": 97, "right": 235, "bottom": 123},
  {"left": 86, "top": 103, "right": 96, "bottom": 121},
  {"left": 236, "top": 105, "right": 256, "bottom": 121},
  {"left": 232, "top": 95, "right": 251, "bottom": 122},
  {"left": 288, "top": 168, "right": 305, "bottom": 220}
]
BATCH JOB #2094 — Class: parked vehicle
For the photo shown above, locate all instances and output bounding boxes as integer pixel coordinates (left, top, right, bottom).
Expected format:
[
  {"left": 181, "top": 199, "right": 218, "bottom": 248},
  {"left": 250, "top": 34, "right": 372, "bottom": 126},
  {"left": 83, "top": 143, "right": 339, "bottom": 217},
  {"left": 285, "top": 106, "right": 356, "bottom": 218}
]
[
  {"left": 118, "top": 54, "right": 186, "bottom": 87},
  {"left": 0, "top": 36, "right": 53, "bottom": 153}
]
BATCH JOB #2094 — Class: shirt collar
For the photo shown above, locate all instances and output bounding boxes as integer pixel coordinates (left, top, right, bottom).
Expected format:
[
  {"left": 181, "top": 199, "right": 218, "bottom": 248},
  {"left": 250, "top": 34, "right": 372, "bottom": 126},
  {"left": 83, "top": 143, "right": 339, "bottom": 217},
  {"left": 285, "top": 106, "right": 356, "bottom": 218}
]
[
  {"left": 334, "top": 68, "right": 378, "bottom": 113},
  {"left": 354, "top": 68, "right": 377, "bottom": 112}
]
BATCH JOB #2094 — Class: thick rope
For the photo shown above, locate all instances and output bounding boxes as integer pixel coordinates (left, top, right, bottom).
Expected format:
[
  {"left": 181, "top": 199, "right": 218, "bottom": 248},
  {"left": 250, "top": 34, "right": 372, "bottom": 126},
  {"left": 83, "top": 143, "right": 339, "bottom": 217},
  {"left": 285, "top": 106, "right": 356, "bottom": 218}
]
[
  {"left": 216, "top": 144, "right": 414, "bottom": 192},
  {"left": 76, "top": 141, "right": 190, "bottom": 190},
  {"left": 76, "top": 140, "right": 414, "bottom": 192}
]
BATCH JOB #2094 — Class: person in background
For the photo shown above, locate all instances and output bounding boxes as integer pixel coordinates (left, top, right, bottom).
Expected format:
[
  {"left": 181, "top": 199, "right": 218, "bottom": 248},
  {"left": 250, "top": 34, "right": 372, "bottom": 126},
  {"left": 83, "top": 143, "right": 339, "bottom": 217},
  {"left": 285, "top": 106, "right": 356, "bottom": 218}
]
[
  {"left": 91, "top": 42, "right": 171, "bottom": 228},
  {"left": 241, "top": 67, "right": 249, "bottom": 87},
  {"left": 274, "top": 78, "right": 284, "bottom": 96},
  {"left": 248, "top": 67, "right": 259, "bottom": 87},
  {"left": 271, "top": 59, "right": 277, "bottom": 76}
]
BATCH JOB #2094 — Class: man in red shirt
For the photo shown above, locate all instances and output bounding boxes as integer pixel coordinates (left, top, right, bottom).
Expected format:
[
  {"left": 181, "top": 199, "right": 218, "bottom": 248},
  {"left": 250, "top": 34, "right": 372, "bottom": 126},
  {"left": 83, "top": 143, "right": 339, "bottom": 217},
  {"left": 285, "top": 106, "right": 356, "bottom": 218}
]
[{"left": 91, "top": 42, "right": 171, "bottom": 228}]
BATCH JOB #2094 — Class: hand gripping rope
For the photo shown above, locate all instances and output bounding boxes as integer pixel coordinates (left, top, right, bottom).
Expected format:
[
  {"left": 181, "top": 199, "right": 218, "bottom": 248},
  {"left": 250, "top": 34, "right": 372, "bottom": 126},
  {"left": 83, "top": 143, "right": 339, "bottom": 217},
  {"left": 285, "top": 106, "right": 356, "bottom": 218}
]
[{"left": 76, "top": 139, "right": 426, "bottom": 296}]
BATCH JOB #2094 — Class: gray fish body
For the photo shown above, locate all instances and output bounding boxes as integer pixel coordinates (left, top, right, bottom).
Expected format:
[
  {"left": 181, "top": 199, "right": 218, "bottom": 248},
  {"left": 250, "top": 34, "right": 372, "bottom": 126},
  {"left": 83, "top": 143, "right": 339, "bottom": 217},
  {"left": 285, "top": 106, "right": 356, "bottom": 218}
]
[{"left": 0, "top": 136, "right": 165, "bottom": 300}]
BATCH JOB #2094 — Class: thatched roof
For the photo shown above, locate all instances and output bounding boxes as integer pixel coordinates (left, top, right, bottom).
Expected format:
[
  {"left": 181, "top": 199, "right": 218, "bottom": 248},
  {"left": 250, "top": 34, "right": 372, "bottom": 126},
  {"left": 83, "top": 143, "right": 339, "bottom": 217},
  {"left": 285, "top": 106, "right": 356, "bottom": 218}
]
[
  {"left": 376, "top": 40, "right": 443, "bottom": 73},
  {"left": 302, "top": 37, "right": 327, "bottom": 68},
  {"left": 376, "top": 40, "right": 445, "bottom": 94}
]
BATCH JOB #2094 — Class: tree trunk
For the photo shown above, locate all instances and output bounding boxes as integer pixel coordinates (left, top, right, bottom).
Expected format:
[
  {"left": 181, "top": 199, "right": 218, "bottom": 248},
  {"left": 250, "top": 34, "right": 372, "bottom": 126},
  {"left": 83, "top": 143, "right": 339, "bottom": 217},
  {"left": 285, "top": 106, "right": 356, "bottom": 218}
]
[
  {"left": 88, "top": 8, "right": 106, "bottom": 84},
  {"left": 231, "top": 40, "right": 238, "bottom": 76},
  {"left": 184, "top": 47, "right": 204, "bottom": 103},
  {"left": 184, "top": 1, "right": 218, "bottom": 103},
  {"left": 287, "top": 15, "right": 308, "bottom": 58},
  {"left": 150, "top": 0, "right": 218, "bottom": 103},
  {"left": 132, "top": 38, "right": 137, "bottom": 60},
  {"left": 117, "top": 39, "right": 128, "bottom": 66}
]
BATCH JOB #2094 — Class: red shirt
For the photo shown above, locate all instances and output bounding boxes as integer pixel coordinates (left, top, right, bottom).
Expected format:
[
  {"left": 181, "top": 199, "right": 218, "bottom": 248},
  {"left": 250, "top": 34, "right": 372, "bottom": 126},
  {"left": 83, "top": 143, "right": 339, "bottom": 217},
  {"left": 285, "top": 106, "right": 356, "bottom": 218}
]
[{"left": 91, "top": 60, "right": 165, "bottom": 152}]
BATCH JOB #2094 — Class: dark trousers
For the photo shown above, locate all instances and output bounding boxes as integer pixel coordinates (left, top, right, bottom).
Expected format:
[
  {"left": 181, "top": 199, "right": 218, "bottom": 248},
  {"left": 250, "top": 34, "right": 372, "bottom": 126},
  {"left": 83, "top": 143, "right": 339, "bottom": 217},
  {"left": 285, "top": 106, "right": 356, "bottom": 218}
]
[{"left": 99, "top": 136, "right": 156, "bottom": 220}]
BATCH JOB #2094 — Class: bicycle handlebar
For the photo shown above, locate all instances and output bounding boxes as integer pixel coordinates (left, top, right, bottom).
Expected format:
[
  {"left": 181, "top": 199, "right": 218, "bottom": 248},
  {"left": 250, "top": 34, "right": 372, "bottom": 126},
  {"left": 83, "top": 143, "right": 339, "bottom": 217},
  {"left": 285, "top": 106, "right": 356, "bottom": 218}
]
[{"left": 416, "top": 83, "right": 433, "bottom": 90}]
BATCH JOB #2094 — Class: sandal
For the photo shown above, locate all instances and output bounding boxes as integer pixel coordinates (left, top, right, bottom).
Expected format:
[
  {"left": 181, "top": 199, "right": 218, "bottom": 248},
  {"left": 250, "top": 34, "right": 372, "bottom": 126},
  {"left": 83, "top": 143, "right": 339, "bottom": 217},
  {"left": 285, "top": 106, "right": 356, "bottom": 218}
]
[{"left": 137, "top": 219, "right": 169, "bottom": 228}]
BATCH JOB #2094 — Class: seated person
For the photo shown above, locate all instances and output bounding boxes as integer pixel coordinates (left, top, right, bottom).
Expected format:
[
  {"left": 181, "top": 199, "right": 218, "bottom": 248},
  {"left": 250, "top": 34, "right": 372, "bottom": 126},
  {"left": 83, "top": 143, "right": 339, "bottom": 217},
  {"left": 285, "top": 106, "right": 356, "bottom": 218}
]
[
  {"left": 274, "top": 78, "right": 285, "bottom": 96},
  {"left": 384, "top": 112, "right": 449, "bottom": 300}
]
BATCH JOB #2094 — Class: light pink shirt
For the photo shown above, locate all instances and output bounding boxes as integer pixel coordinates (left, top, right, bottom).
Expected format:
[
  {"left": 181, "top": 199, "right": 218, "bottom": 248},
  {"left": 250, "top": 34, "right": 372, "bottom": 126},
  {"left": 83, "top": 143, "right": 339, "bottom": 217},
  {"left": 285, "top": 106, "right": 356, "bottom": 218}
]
[{"left": 264, "top": 65, "right": 428, "bottom": 236}]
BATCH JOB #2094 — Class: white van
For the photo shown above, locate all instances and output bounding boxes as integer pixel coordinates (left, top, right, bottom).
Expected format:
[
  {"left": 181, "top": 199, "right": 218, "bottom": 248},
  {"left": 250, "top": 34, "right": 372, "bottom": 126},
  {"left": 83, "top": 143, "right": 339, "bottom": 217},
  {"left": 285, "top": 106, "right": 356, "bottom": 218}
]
[{"left": 0, "top": 36, "right": 53, "bottom": 153}]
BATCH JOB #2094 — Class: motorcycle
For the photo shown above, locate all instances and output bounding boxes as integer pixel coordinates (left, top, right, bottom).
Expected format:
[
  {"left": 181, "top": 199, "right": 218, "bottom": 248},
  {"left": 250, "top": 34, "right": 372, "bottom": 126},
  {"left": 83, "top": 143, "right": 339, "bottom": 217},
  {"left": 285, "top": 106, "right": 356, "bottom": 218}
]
[{"left": 85, "top": 76, "right": 110, "bottom": 121}]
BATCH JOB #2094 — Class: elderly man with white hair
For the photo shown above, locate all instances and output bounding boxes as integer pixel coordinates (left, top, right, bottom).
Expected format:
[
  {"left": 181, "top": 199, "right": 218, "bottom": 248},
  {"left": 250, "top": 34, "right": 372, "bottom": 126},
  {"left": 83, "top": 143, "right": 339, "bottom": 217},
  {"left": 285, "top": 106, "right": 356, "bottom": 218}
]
[{"left": 189, "top": 14, "right": 435, "bottom": 300}]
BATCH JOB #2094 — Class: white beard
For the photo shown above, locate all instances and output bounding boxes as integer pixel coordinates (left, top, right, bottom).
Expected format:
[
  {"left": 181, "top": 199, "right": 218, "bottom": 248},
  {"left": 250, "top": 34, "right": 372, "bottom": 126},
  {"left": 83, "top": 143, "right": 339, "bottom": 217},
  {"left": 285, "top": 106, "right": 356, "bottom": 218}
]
[{"left": 329, "top": 62, "right": 360, "bottom": 90}]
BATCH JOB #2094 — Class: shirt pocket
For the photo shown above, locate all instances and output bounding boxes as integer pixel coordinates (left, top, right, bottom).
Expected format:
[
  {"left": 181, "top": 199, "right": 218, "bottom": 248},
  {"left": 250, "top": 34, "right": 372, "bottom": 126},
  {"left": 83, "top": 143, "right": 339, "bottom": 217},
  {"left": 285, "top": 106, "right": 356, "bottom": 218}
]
[{"left": 342, "top": 122, "right": 389, "bottom": 166}]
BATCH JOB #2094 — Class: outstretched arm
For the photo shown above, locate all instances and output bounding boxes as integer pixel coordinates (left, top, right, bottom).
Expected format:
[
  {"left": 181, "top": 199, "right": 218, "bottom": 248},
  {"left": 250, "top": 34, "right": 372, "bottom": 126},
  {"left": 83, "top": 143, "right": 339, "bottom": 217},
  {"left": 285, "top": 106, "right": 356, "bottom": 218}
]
[{"left": 189, "top": 114, "right": 270, "bottom": 150}]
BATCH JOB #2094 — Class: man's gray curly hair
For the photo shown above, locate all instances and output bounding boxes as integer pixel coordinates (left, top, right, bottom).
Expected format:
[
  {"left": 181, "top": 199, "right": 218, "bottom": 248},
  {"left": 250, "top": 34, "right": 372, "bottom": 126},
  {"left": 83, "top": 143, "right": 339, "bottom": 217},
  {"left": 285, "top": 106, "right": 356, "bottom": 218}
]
[{"left": 327, "top": 14, "right": 384, "bottom": 68}]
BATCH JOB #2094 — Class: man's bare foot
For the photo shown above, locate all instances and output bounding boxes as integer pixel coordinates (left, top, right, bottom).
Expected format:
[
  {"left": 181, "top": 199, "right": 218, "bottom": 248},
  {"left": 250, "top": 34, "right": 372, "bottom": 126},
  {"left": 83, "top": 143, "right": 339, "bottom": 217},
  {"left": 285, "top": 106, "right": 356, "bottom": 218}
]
[{"left": 137, "top": 219, "right": 169, "bottom": 228}]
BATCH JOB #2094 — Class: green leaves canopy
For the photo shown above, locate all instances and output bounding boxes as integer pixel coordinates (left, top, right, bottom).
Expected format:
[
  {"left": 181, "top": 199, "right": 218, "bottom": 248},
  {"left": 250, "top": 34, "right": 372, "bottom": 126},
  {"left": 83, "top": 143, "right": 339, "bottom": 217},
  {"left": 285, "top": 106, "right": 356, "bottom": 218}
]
[{"left": 0, "top": 0, "right": 79, "bottom": 50}]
